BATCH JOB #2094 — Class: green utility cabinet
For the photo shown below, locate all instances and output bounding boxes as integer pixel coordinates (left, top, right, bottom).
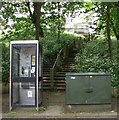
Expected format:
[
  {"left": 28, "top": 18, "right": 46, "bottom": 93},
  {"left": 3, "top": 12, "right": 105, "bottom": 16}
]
[{"left": 66, "top": 73, "right": 111, "bottom": 105}]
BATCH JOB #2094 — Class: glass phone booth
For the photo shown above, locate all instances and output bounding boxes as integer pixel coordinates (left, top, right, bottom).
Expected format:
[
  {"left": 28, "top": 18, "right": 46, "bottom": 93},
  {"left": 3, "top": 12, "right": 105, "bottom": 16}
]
[{"left": 10, "top": 40, "right": 42, "bottom": 111}]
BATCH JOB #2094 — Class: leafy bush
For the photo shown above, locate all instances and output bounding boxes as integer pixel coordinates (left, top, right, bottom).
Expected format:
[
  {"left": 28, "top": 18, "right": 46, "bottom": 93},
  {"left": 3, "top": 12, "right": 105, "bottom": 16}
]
[
  {"left": 75, "top": 37, "right": 118, "bottom": 87},
  {"left": 2, "top": 43, "right": 10, "bottom": 83},
  {"left": 1, "top": 29, "right": 84, "bottom": 81},
  {"left": 40, "top": 31, "right": 84, "bottom": 64},
  {"left": 0, "top": 42, "right": 2, "bottom": 83}
]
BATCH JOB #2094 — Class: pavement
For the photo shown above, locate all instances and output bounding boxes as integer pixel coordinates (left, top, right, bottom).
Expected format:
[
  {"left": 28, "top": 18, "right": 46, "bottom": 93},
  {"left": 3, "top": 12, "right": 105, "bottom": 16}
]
[{"left": 1, "top": 90, "right": 118, "bottom": 119}]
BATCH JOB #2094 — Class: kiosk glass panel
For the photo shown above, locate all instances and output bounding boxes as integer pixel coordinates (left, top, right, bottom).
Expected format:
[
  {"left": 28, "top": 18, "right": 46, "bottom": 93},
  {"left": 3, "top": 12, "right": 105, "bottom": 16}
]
[
  {"left": 12, "top": 48, "right": 20, "bottom": 77},
  {"left": 12, "top": 45, "right": 36, "bottom": 78},
  {"left": 12, "top": 82, "right": 35, "bottom": 106}
]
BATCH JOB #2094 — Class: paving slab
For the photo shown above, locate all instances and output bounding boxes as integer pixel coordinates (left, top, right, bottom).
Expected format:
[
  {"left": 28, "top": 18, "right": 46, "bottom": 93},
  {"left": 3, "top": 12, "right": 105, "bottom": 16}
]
[
  {"left": 40, "top": 105, "right": 62, "bottom": 116},
  {"left": 2, "top": 90, "right": 118, "bottom": 119}
]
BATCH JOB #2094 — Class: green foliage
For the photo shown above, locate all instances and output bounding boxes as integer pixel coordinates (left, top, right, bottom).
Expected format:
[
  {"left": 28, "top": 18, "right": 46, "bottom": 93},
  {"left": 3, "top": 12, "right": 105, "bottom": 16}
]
[
  {"left": 41, "top": 2, "right": 66, "bottom": 31},
  {"left": 2, "top": 43, "right": 10, "bottom": 82},
  {"left": 75, "top": 37, "right": 118, "bottom": 87},
  {"left": 40, "top": 31, "right": 83, "bottom": 63},
  {"left": 110, "top": 3, "right": 119, "bottom": 39},
  {"left": 1, "top": 18, "right": 35, "bottom": 42},
  {"left": 81, "top": 2, "right": 119, "bottom": 40},
  {"left": 12, "top": 18, "right": 35, "bottom": 40},
  {"left": 40, "top": 31, "right": 60, "bottom": 62},
  {"left": 1, "top": 28, "right": 83, "bottom": 81},
  {"left": 0, "top": 42, "right": 2, "bottom": 83}
]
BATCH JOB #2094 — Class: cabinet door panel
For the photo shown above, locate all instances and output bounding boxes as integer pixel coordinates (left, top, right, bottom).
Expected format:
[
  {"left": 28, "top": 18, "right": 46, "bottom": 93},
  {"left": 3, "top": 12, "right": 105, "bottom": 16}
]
[
  {"left": 88, "top": 75, "right": 111, "bottom": 104},
  {"left": 66, "top": 76, "right": 90, "bottom": 104}
]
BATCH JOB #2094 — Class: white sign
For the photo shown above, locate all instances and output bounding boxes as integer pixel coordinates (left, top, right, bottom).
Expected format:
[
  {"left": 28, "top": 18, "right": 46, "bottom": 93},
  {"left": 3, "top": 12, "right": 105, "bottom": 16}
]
[
  {"left": 31, "top": 67, "right": 35, "bottom": 73},
  {"left": 71, "top": 77, "right": 76, "bottom": 79},
  {"left": 27, "top": 91, "right": 32, "bottom": 98}
]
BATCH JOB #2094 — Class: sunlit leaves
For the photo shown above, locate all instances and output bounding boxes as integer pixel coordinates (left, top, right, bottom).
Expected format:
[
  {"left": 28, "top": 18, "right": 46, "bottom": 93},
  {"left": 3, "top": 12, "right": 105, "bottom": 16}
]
[{"left": 75, "top": 37, "right": 118, "bottom": 87}]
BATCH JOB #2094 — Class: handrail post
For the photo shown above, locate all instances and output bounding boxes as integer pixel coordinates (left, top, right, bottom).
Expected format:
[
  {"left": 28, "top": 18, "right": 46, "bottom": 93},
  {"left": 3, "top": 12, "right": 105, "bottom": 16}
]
[
  {"left": 63, "top": 45, "right": 69, "bottom": 59},
  {"left": 57, "top": 55, "right": 61, "bottom": 70},
  {"left": 49, "top": 47, "right": 68, "bottom": 91},
  {"left": 50, "top": 68, "right": 54, "bottom": 90},
  {"left": 63, "top": 45, "right": 66, "bottom": 60}
]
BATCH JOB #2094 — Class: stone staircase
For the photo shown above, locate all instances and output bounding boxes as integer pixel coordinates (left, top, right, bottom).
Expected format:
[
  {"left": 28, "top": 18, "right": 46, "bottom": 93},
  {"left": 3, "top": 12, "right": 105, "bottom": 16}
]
[
  {"left": 54, "top": 58, "right": 76, "bottom": 90},
  {"left": 42, "top": 61, "right": 53, "bottom": 90},
  {"left": 42, "top": 49, "right": 78, "bottom": 90}
]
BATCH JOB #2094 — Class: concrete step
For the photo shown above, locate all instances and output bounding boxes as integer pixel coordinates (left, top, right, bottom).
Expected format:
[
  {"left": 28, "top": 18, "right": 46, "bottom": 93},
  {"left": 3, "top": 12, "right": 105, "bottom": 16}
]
[
  {"left": 61, "top": 69, "right": 76, "bottom": 72},
  {"left": 43, "top": 74, "right": 50, "bottom": 77},
  {"left": 43, "top": 77, "right": 65, "bottom": 80},
  {"left": 54, "top": 80, "right": 65, "bottom": 82},
  {"left": 42, "top": 51, "right": 78, "bottom": 90},
  {"left": 54, "top": 86, "right": 66, "bottom": 90},
  {"left": 54, "top": 83, "right": 66, "bottom": 86}
]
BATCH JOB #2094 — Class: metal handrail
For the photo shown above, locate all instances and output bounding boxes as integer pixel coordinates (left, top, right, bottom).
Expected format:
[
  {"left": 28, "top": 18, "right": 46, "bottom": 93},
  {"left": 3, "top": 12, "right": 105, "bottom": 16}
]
[
  {"left": 52, "top": 47, "right": 64, "bottom": 70},
  {"left": 50, "top": 43, "right": 76, "bottom": 90},
  {"left": 50, "top": 46, "right": 68, "bottom": 90},
  {"left": 50, "top": 48, "right": 64, "bottom": 90}
]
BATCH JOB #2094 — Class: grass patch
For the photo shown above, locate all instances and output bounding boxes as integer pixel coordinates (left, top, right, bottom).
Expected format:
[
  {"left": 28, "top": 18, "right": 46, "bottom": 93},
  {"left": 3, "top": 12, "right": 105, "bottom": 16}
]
[{"left": 37, "top": 106, "right": 46, "bottom": 112}]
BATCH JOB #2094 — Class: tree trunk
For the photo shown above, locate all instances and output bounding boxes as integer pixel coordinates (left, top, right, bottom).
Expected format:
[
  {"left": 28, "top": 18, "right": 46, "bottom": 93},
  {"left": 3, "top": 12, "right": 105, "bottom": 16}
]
[
  {"left": 0, "top": 2, "right": 2, "bottom": 9},
  {"left": 57, "top": 2, "right": 60, "bottom": 44},
  {"left": 111, "top": 20, "right": 119, "bottom": 41},
  {"left": 106, "top": 3, "right": 112, "bottom": 59},
  {"left": 33, "top": 2, "right": 43, "bottom": 40},
  {"left": 112, "top": 26, "right": 119, "bottom": 41}
]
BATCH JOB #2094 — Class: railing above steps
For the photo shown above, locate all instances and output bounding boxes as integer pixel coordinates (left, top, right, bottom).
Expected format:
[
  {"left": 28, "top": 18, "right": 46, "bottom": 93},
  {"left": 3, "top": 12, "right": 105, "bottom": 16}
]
[{"left": 50, "top": 45, "right": 75, "bottom": 90}]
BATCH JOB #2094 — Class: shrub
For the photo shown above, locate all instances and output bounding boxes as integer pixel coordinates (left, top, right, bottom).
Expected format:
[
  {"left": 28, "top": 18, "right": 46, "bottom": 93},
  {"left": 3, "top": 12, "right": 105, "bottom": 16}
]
[
  {"left": 2, "top": 43, "right": 10, "bottom": 83},
  {"left": 75, "top": 37, "right": 118, "bottom": 87},
  {"left": 1, "top": 30, "right": 84, "bottom": 81},
  {"left": 40, "top": 31, "right": 84, "bottom": 64}
]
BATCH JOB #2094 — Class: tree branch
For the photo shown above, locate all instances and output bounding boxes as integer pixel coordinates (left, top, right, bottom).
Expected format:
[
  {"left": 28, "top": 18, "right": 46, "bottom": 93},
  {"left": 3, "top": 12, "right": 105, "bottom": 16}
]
[
  {"left": 27, "top": 2, "right": 35, "bottom": 24},
  {"left": 0, "top": 2, "right": 2, "bottom": 10},
  {"left": 111, "top": 19, "right": 119, "bottom": 40},
  {"left": 27, "top": 2, "right": 33, "bottom": 16}
]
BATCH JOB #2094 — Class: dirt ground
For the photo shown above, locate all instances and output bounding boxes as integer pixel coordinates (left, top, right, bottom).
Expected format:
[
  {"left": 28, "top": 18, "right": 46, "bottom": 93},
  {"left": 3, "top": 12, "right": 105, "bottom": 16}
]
[{"left": 1, "top": 90, "right": 118, "bottom": 118}]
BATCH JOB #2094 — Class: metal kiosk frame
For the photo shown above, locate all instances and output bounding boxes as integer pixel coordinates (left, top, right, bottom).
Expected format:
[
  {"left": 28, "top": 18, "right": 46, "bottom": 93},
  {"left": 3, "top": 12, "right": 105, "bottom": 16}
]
[{"left": 10, "top": 40, "right": 42, "bottom": 111}]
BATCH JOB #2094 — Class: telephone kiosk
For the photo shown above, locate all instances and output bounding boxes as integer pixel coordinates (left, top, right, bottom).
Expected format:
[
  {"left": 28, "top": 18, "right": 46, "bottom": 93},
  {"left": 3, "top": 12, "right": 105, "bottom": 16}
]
[{"left": 10, "top": 40, "right": 42, "bottom": 110}]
